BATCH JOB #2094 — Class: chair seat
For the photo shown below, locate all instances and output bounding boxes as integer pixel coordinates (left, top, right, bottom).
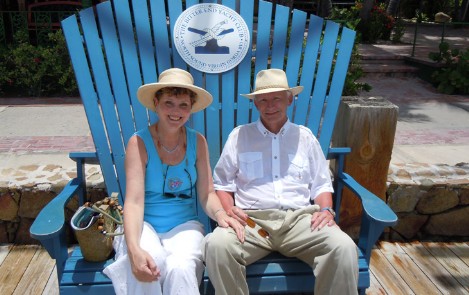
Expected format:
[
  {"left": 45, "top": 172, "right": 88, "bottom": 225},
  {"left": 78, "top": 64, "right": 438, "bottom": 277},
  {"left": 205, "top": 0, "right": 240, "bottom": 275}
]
[{"left": 61, "top": 246, "right": 369, "bottom": 294}]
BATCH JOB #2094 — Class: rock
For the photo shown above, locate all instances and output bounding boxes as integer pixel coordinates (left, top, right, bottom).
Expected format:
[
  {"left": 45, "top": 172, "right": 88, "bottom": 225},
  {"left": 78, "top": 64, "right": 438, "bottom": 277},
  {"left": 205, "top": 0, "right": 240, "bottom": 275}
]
[
  {"left": 435, "top": 12, "right": 451, "bottom": 23},
  {"left": 18, "top": 190, "right": 56, "bottom": 219},
  {"left": 416, "top": 187, "right": 459, "bottom": 214},
  {"left": 388, "top": 186, "right": 422, "bottom": 213},
  {"left": 425, "top": 207, "right": 469, "bottom": 236},
  {"left": 0, "top": 190, "right": 19, "bottom": 221},
  {"left": 392, "top": 213, "right": 429, "bottom": 240}
]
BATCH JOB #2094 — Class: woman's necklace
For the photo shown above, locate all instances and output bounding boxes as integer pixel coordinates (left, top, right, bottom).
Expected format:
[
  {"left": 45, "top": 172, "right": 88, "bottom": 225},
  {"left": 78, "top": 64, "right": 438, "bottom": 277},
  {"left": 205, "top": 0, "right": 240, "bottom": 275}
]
[{"left": 155, "top": 124, "right": 181, "bottom": 154}]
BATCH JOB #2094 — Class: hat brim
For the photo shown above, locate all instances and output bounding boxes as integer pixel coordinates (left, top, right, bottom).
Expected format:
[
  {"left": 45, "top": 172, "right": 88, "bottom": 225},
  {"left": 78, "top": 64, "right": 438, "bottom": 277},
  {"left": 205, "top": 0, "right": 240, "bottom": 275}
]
[
  {"left": 137, "top": 82, "right": 213, "bottom": 113},
  {"left": 241, "top": 86, "right": 304, "bottom": 99}
]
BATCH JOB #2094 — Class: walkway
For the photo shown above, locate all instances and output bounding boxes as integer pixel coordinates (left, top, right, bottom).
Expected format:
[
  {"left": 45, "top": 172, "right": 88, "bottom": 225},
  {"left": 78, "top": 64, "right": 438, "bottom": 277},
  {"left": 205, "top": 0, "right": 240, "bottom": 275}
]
[{"left": 1, "top": 241, "right": 469, "bottom": 294}]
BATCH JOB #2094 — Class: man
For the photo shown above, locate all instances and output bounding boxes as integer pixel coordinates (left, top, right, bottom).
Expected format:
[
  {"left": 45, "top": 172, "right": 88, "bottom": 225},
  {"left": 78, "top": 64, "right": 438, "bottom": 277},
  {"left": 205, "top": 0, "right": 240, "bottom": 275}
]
[{"left": 202, "top": 69, "right": 358, "bottom": 294}]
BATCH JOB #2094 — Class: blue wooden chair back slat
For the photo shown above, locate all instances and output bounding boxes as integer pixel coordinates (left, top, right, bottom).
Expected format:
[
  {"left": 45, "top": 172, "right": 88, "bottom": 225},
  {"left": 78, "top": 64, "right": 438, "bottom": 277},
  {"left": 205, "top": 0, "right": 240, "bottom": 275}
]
[
  {"left": 80, "top": 9, "right": 128, "bottom": 196},
  {"left": 31, "top": 0, "right": 400, "bottom": 294},
  {"left": 113, "top": 0, "right": 148, "bottom": 133},
  {"left": 188, "top": 70, "right": 206, "bottom": 134},
  {"left": 133, "top": 0, "right": 158, "bottom": 85},
  {"left": 167, "top": 1, "right": 186, "bottom": 68},
  {"left": 250, "top": 0, "right": 273, "bottom": 122},
  {"left": 220, "top": 0, "right": 237, "bottom": 143},
  {"left": 94, "top": 2, "right": 137, "bottom": 139},
  {"left": 61, "top": 14, "right": 122, "bottom": 202},
  {"left": 318, "top": 27, "right": 356, "bottom": 156},
  {"left": 93, "top": 4, "right": 133, "bottom": 197},
  {"left": 285, "top": 9, "right": 307, "bottom": 120},
  {"left": 221, "top": 71, "right": 236, "bottom": 147},
  {"left": 308, "top": 21, "right": 340, "bottom": 143},
  {"left": 270, "top": 4, "right": 289, "bottom": 70},
  {"left": 205, "top": 74, "right": 222, "bottom": 170},
  {"left": 150, "top": 0, "right": 172, "bottom": 74},
  {"left": 235, "top": 1, "right": 255, "bottom": 127},
  {"left": 133, "top": 0, "right": 159, "bottom": 126},
  {"left": 294, "top": 15, "right": 323, "bottom": 126}
]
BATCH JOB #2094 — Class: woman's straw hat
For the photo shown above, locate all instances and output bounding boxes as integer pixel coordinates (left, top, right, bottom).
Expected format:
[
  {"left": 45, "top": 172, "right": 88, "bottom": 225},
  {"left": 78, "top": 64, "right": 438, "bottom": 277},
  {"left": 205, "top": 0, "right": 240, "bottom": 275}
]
[
  {"left": 241, "top": 68, "right": 303, "bottom": 99},
  {"left": 137, "top": 68, "right": 213, "bottom": 113}
]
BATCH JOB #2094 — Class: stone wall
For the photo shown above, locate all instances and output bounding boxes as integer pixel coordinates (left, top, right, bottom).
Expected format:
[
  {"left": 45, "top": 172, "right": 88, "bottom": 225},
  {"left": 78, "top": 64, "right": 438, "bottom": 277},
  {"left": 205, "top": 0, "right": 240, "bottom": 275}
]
[
  {"left": 386, "top": 162, "right": 469, "bottom": 241},
  {"left": 1, "top": 162, "right": 469, "bottom": 244},
  {"left": 0, "top": 163, "right": 105, "bottom": 244}
]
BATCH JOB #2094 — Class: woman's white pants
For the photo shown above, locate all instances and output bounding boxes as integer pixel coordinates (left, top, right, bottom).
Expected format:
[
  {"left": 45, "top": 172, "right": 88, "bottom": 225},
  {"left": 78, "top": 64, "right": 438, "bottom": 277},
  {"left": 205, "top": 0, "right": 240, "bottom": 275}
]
[{"left": 103, "top": 220, "right": 204, "bottom": 295}]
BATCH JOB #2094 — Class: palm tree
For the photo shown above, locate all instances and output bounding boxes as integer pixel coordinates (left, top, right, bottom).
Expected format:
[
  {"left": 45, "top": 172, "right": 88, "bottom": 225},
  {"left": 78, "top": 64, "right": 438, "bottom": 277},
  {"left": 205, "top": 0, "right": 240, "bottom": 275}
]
[
  {"left": 316, "top": 0, "right": 332, "bottom": 17},
  {"left": 460, "top": 0, "right": 469, "bottom": 21},
  {"left": 386, "top": 0, "right": 401, "bottom": 16},
  {"left": 359, "top": 0, "right": 374, "bottom": 21}
]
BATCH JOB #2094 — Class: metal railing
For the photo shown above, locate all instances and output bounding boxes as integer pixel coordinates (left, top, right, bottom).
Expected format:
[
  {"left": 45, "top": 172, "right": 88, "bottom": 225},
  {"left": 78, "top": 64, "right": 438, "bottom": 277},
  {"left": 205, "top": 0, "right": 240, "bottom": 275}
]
[
  {"left": 0, "top": 10, "right": 77, "bottom": 46},
  {"left": 410, "top": 21, "right": 469, "bottom": 57}
]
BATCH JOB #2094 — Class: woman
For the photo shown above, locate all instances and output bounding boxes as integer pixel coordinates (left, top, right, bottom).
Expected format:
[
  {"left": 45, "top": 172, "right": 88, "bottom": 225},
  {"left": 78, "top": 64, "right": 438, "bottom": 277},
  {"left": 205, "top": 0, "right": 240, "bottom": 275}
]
[{"left": 103, "top": 68, "right": 244, "bottom": 295}]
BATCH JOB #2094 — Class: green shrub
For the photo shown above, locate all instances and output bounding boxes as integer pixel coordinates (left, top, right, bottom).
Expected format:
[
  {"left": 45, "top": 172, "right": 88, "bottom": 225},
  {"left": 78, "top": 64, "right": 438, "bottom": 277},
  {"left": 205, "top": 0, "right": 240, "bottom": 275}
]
[
  {"left": 330, "top": 5, "right": 371, "bottom": 95},
  {"left": 331, "top": 1, "right": 396, "bottom": 43},
  {"left": 0, "top": 29, "right": 78, "bottom": 97},
  {"left": 362, "top": 2, "right": 395, "bottom": 43},
  {"left": 429, "top": 41, "right": 469, "bottom": 95}
]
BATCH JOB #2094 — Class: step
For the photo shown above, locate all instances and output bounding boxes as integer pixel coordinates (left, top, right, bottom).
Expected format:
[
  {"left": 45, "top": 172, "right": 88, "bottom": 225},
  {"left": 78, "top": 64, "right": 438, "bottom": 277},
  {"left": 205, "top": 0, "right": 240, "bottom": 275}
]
[
  {"left": 360, "top": 55, "right": 419, "bottom": 77},
  {"left": 361, "top": 62, "right": 419, "bottom": 76}
]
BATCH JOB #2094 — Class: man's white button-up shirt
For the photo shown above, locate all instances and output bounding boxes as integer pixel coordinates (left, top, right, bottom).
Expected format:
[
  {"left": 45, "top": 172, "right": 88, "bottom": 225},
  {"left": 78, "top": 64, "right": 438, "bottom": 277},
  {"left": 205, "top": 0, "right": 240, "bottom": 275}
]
[{"left": 213, "top": 120, "right": 334, "bottom": 210}]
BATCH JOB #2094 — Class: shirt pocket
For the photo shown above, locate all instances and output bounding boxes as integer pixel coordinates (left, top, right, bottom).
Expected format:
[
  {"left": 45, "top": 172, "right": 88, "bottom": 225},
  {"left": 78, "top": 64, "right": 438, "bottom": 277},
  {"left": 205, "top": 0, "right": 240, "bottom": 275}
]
[
  {"left": 239, "top": 152, "right": 263, "bottom": 181},
  {"left": 287, "top": 154, "right": 308, "bottom": 182}
]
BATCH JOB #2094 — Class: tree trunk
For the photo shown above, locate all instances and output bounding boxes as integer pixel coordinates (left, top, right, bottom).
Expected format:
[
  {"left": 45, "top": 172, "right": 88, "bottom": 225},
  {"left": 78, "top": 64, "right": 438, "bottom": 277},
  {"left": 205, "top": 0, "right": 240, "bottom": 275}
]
[
  {"left": 386, "top": 0, "right": 401, "bottom": 16},
  {"left": 331, "top": 97, "right": 398, "bottom": 239},
  {"left": 317, "top": 0, "right": 332, "bottom": 17},
  {"left": 460, "top": 0, "right": 469, "bottom": 21},
  {"left": 359, "top": 0, "right": 374, "bottom": 21}
]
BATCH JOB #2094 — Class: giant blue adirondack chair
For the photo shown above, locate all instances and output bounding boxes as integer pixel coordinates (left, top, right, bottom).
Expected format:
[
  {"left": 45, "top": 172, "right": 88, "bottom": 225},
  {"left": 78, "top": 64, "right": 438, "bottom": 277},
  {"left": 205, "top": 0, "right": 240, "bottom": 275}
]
[{"left": 30, "top": 0, "right": 398, "bottom": 294}]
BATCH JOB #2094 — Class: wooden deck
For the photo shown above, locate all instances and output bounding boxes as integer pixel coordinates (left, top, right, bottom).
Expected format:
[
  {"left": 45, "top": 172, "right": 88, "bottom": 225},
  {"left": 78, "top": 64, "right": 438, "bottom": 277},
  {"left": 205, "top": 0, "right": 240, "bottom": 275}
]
[{"left": 1, "top": 241, "right": 469, "bottom": 294}]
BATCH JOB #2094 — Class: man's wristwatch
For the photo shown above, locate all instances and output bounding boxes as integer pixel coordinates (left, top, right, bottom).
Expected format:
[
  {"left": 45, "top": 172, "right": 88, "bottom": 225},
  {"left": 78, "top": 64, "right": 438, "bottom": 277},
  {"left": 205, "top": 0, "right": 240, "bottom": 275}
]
[{"left": 321, "top": 207, "right": 336, "bottom": 218}]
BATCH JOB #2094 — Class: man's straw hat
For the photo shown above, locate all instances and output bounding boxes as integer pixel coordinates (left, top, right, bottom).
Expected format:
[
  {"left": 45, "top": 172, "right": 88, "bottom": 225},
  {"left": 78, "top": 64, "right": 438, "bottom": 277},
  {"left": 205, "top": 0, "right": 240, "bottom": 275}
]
[
  {"left": 241, "top": 69, "right": 304, "bottom": 99},
  {"left": 137, "top": 68, "right": 213, "bottom": 113}
]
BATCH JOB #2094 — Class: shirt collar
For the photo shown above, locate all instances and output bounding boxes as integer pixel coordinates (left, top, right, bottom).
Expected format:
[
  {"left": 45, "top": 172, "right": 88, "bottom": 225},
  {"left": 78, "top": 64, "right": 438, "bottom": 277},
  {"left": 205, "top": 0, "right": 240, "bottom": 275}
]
[{"left": 256, "top": 119, "right": 291, "bottom": 137}]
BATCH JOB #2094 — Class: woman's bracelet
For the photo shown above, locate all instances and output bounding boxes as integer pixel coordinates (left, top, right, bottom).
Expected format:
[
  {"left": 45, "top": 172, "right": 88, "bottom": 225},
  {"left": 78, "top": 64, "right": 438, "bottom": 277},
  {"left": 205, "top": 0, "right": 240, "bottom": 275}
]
[{"left": 214, "top": 208, "right": 226, "bottom": 217}]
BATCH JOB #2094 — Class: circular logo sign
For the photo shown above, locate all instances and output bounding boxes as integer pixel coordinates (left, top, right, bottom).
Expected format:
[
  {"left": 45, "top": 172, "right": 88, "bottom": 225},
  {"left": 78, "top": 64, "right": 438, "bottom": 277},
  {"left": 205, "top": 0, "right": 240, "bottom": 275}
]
[{"left": 174, "top": 4, "right": 250, "bottom": 74}]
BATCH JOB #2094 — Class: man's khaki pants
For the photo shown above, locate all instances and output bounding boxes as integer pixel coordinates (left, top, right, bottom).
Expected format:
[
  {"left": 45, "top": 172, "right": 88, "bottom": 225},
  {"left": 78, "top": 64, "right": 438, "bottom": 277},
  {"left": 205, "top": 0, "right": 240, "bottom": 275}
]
[{"left": 202, "top": 206, "right": 358, "bottom": 295}]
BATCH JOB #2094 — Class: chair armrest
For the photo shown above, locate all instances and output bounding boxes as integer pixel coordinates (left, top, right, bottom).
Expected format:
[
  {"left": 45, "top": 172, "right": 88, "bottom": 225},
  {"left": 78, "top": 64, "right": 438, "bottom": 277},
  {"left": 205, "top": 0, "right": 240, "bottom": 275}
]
[
  {"left": 327, "top": 147, "right": 351, "bottom": 159},
  {"left": 30, "top": 178, "right": 82, "bottom": 242},
  {"left": 29, "top": 152, "right": 98, "bottom": 280},
  {"left": 30, "top": 152, "right": 98, "bottom": 242},
  {"left": 327, "top": 147, "right": 351, "bottom": 177},
  {"left": 69, "top": 151, "right": 99, "bottom": 164},
  {"left": 338, "top": 172, "right": 398, "bottom": 263}
]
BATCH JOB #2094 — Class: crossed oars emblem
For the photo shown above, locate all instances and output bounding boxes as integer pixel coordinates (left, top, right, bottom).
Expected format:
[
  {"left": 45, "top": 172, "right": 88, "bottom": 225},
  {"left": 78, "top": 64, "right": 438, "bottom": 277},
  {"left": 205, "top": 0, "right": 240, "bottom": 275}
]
[{"left": 188, "top": 20, "right": 235, "bottom": 47}]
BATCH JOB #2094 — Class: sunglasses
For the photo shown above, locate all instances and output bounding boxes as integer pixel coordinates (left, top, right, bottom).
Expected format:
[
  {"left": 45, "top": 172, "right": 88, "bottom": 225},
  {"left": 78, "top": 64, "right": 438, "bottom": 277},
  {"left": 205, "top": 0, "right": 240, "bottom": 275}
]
[
  {"left": 245, "top": 216, "right": 270, "bottom": 239},
  {"left": 162, "top": 165, "right": 194, "bottom": 199}
]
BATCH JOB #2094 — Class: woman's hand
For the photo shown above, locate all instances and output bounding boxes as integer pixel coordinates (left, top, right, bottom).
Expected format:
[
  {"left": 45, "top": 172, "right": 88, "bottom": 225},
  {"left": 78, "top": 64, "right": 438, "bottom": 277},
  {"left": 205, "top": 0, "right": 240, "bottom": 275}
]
[
  {"left": 129, "top": 247, "right": 161, "bottom": 282},
  {"left": 226, "top": 206, "right": 248, "bottom": 226},
  {"left": 215, "top": 209, "right": 246, "bottom": 243}
]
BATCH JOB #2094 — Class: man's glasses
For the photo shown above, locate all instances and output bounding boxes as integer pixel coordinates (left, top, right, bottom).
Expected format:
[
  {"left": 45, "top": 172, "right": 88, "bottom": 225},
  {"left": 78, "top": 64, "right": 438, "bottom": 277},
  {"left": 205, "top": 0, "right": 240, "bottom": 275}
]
[
  {"left": 244, "top": 199, "right": 269, "bottom": 239},
  {"left": 162, "top": 165, "right": 194, "bottom": 199},
  {"left": 246, "top": 216, "right": 270, "bottom": 239}
]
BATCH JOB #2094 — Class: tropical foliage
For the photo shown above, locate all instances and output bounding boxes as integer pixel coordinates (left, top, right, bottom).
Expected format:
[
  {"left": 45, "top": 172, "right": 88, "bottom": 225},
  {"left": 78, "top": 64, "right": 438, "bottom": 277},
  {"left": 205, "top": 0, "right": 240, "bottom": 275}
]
[
  {"left": 429, "top": 42, "right": 469, "bottom": 95},
  {"left": 0, "top": 30, "right": 78, "bottom": 96}
]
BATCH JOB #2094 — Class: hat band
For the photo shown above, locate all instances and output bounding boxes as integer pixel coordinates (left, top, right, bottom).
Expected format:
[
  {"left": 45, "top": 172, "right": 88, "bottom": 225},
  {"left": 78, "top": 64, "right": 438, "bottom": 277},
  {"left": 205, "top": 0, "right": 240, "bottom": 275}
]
[{"left": 254, "top": 84, "right": 289, "bottom": 92}]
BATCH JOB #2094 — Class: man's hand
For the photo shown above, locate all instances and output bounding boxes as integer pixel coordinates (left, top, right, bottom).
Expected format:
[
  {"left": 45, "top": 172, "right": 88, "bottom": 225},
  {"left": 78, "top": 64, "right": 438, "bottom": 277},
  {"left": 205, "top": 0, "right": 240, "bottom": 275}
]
[
  {"left": 311, "top": 210, "right": 336, "bottom": 231},
  {"left": 216, "top": 209, "right": 246, "bottom": 243}
]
